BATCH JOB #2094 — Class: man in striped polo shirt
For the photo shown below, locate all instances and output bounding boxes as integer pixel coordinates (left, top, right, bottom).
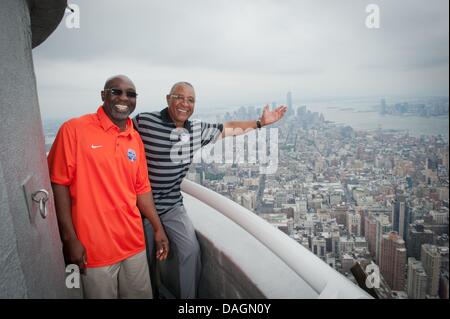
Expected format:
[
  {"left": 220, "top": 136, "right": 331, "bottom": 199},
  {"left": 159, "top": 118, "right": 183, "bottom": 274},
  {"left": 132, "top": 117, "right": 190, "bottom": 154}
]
[{"left": 134, "top": 82, "right": 287, "bottom": 298}]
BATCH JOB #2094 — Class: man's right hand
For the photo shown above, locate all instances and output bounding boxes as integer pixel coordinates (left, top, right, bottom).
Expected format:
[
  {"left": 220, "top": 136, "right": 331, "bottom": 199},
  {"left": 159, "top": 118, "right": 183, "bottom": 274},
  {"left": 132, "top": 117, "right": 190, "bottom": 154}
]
[
  {"left": 154, "top": 228, "right": 169, "bottom": 261},
  {"left": 62, "top": 238, "right": 87, "bottom": 274},
  {"left": 51, "top": 184, "right": 86, "bottom": 272}
]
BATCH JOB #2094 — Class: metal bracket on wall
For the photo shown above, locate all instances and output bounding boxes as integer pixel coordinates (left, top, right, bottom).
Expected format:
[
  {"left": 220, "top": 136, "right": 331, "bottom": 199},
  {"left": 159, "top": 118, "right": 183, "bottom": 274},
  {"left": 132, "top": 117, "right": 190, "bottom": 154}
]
[
  {"left": 22, "top": 174, "right": 48, "bottom": 223},
  {"left": 32, "top": 189, "right": 48, "bottom": 219}
]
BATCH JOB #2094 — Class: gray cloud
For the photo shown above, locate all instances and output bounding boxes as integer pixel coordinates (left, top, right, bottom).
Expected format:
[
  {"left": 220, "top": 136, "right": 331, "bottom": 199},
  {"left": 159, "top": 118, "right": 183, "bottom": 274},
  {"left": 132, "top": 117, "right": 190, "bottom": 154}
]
[{"left": 33, "top": 0, "right": 449, "bottom": 119}]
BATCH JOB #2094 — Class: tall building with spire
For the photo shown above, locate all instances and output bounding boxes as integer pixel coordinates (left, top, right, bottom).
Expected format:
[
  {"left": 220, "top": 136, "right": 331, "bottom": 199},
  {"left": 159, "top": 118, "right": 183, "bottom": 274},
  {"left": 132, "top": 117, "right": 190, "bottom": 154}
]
[{"left": 287, "top": 91, "right": 292, "bottom": 109}]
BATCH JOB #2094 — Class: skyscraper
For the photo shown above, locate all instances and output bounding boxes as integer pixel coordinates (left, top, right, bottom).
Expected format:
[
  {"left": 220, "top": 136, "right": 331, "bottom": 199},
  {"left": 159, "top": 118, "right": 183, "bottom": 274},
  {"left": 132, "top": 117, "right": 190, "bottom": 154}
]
[
  {"left": 407, "top": 223, "right": 434, "bottom": 259},
  {"left": 421, "top": 244, "right": 441, "bottom": 297},
  {"left": 347, "top": 212, "right": 361, "bottom": 236},
  {"left": 286, "top": 91, "right": 292, "bottom": 111},
  {"left": 375, "top": 214, "right": 392, "bottom": 264},
  {"left": 312, "top": 236, "right": 326, "bottom": 259},
  {"left": 296, "top": 105, "right": 306, "bottom": 118},
  {"left": 364, "top": 215, "right": 377, "bottom": 258},
  {"left": 380, "top": 232, "right": 406, "bottom": 291},
  {"left": 407, "top": 258, "right": 428, "bottom": 299},
  {"left": 392, "top": 194, "right": 411, "bottom": 242}
]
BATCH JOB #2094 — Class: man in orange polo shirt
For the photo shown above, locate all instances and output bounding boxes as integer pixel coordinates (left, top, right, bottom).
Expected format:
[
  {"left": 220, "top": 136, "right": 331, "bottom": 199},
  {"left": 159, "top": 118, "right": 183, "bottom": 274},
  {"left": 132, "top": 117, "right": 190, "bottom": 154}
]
[{"left": 47, "top": 75, "right": 169, "bottom": 298}]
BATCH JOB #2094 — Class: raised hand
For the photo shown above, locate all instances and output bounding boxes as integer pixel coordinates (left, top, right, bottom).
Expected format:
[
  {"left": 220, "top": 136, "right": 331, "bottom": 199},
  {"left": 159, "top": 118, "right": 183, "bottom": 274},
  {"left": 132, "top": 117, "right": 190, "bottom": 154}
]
[{"left": 260, "top": 105, "right": 288, "bottom": 126}]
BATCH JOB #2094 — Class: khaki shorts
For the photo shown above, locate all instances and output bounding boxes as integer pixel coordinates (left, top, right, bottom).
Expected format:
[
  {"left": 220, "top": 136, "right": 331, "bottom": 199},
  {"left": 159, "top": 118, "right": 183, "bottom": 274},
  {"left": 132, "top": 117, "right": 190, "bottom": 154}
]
[{"left": 81, "top": 250, "right": 152, "bottom": 299}]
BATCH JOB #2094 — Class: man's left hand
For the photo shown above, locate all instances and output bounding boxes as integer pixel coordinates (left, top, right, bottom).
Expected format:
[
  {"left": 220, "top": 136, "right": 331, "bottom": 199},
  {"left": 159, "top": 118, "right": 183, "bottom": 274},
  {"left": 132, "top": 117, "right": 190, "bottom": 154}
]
[{"left": 260, "top": 105, "right": 288, "bottom": 126}]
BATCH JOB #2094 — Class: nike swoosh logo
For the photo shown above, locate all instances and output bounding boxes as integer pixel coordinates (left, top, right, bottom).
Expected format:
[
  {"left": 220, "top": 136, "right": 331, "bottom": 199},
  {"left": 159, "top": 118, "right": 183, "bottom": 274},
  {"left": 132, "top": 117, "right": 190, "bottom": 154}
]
[{"left": 91, "top": 144, "right": 103, "bottom": 149}]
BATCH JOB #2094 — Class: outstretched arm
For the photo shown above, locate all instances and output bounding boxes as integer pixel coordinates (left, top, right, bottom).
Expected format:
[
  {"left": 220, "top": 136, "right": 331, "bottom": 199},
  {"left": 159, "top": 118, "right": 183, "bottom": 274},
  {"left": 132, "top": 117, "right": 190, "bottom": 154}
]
[{"left": 221, "top": 105, "right": 287, "bottom": 138}]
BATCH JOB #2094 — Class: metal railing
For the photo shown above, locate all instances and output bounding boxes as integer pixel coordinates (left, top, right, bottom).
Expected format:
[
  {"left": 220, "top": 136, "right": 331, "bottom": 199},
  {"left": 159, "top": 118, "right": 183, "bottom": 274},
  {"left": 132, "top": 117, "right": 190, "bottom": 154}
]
[{"left": 181, "top": 179, "right": 373, "bottom": 299}]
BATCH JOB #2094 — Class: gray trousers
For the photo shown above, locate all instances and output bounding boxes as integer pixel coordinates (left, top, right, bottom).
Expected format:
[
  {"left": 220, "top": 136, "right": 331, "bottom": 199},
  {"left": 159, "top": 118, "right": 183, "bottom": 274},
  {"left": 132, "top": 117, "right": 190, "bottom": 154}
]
[{"left": 144, "top": 205, "right": 201, "bottom": 299}]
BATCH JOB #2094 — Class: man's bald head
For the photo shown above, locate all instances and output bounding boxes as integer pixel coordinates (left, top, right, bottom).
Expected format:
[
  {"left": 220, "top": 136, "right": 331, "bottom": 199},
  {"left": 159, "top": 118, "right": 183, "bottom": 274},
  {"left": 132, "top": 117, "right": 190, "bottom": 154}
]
[{"left": 104, "top": 75, "right": 135, "bottom": 90}]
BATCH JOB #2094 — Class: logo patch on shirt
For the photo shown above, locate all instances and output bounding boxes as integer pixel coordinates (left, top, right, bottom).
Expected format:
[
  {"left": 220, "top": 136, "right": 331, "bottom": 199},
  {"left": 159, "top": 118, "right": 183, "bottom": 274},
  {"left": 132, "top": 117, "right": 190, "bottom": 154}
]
[
  {"left": 127, "top": 148, "right": 137, "bottom": 162},
  {"left": 180, "top": 133, "right": 190, "bottom": 143}
]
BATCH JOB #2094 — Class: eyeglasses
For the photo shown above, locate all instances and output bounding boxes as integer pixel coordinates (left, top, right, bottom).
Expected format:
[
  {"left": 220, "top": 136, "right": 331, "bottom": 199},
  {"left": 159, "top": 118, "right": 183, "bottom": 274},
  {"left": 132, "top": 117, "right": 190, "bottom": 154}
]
[
  {"left": 170, "top": 94, "right": 195, "bottom": 105},
  {"left": 105, "top": 88, "right": 138, "bottom": 98}
]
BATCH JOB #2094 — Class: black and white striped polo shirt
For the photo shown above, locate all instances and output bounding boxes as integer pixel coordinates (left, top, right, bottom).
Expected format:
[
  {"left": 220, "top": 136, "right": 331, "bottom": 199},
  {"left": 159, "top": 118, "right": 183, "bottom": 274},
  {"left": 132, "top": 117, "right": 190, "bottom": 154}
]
[{"left": 134, "top": 108, "right": 223, "bottom": 215}]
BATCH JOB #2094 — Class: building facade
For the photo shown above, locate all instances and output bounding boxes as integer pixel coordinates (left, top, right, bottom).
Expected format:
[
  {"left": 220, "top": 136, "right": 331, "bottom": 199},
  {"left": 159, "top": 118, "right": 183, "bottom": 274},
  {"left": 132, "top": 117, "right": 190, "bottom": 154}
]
[
  {"left": 380, "top": 232, "right": 407, "bottom": 291},
  {"left": 407, "top": 258, "right": 428, "bottom": 299}
]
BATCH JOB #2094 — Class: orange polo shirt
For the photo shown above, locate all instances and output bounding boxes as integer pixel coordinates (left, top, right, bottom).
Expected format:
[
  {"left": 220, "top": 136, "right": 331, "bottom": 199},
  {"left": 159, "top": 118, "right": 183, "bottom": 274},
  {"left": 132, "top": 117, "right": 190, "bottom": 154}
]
[{"left": 48, "top": 106, "right": 151, "bottom": 267}]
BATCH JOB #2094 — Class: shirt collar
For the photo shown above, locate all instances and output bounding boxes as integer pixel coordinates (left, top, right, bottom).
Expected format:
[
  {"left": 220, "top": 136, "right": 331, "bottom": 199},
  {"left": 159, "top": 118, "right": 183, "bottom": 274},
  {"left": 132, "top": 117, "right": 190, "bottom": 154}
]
[
  {"left": 97, "top": 106, "right": 133, "bottom": 136},
  {"left": 160, "top": 107, "right": 192, "bottom": 131}
]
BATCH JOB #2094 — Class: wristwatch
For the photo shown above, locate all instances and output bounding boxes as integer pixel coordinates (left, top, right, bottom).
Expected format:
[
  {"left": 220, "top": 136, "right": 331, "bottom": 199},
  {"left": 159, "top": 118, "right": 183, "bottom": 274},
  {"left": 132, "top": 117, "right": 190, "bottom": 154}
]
[{"left": 256, "top": 119, "right": 262, "bottom": 129}]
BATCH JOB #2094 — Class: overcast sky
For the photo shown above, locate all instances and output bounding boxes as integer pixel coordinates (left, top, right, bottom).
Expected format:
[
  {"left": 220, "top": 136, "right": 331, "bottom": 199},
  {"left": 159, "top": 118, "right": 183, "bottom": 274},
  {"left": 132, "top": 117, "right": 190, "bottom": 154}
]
[{"left": 33, "top": 0, "right": 449, "bottom": 119}]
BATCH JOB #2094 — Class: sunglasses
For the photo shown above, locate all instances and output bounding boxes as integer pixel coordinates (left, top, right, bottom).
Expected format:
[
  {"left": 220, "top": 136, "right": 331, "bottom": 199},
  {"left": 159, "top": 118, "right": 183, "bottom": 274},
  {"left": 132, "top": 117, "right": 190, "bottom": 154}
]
[{"left": 105, "top": 88, "right": 138, "bottom": 98}]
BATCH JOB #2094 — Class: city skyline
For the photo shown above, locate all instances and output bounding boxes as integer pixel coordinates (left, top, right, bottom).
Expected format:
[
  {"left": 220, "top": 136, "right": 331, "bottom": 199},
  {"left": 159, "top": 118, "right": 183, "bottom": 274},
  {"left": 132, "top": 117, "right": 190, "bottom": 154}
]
[{"left": 186, "top": 103, "right": 449, "bottom": 299}]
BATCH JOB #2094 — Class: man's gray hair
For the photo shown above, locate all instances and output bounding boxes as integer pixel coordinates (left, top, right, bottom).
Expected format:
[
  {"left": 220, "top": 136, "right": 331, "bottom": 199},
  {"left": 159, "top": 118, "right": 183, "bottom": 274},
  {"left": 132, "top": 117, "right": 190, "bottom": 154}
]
[{"left": 169, "top": 82, "right": 194, "bottom": 95}]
